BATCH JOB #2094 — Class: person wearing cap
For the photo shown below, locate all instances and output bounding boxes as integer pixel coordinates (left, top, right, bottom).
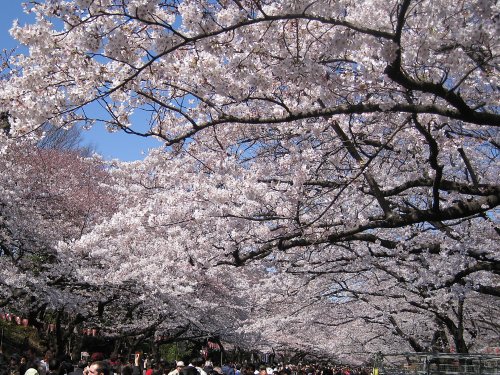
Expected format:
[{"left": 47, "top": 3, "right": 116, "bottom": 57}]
[
  {"left": 25, "top": 369, "right": 39, "bottom": 375},
  {"left": 167, "top": 361, "right": 184, "bottom": 375}
]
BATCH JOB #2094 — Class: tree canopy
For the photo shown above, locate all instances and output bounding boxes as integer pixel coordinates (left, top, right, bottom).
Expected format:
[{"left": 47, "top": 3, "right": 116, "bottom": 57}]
[{"left": 0, "top": 0, "right": 498, "bottom": 362}]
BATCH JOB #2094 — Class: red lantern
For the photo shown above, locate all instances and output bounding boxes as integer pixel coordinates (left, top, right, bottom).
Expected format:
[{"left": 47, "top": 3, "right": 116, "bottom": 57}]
[
  {"left": 91, "top": 328, "right": 97, "bottom": 336},
  {"left": 6, "top": 313, "right": 11, "bottom": 321},
  {"left": 22, "top": 318, "right": 29, "bottom": 327},
  {"left": 15, "top": 316, "right": 21, "bottom": 325},
  {"left": 0, "top": 313, "right": 5, "bottom": 320}
]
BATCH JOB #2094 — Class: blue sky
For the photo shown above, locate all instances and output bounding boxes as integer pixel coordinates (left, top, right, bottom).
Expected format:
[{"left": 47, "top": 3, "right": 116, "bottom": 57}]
[{"left": 0, "top": 2, "right": 162, "bottom": 161}]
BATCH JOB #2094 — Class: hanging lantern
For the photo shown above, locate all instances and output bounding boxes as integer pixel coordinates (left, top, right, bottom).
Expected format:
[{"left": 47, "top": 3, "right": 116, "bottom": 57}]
[{"left": 22, "top": 318, "right": 29, "bottom": 327}]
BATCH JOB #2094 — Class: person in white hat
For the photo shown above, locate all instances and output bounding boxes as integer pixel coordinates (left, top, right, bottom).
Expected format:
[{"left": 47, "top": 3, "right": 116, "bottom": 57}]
[
  {"left": 167, "top": 362, "right": 185, "bottom": 375},
  {"left": 25, "top": 369, "right": 39, "bottom": 375}
]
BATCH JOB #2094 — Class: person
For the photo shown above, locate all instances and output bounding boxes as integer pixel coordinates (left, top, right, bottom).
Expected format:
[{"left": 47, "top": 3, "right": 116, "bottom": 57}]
[
  {"left": 83, "top": 362, "right": 110, "bottom": 375},
  {"left": 167, "top": 362, "right": 184, "bottom": 375},
  {"left": 179, "top": 368, "right": 197, "bottom": 375},
  {"left": 202, "top": 362, "right": 213, "bottom": 375},
  {"left": 145, "top": 362, "right": 154, "bottom": 375},
  {"left": 68, "top": 360, "right": 86, "bottom": 375},
  {"left": 18, "top": 354, "right": 29, "bottom": 375},
  {"left": 8, "top": 354, "right": 21, "bottom": 375},
  {"left": 22, "top": 348, "right": 42, "bottom": 375},
  {"left": 121, "top": 365, "right": 133, "bottom": 375},
  {"left": 131, "top": 353, "right": 143, "bottom": 375},
  {"left": 89, "top": 356, "right": 103, "bottom": 365},
  {"left": 25, "top": 369, "right": 39, "bottom": 375},
  {"left": 108, "top": 354, "right": 121, "bottom": 375},
  {"left": 240, "top": 365, "right": 254, "bottom": 375},
  {"left": 47, "top": 359, "right": 59, "bottom": 375},
  {"left": 221, "top": 364, "right": 233, "bottom": 375},
  {"left": 40, "top": 351, "right": 54, "bottom": 374},
  {"left": 190, "top": 359, "right": 206, "bottom": 375},
  {"left": 57, "top": 355, "right": 74, "bottom": 375},
  {"left": 156, "top": 360, "right": 168, "bottom": 375}
]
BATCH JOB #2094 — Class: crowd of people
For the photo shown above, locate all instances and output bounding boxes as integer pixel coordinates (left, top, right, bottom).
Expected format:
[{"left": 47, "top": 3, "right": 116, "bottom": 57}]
[{"left": 0, "top": 349, "right": 372, "bottom": 375}]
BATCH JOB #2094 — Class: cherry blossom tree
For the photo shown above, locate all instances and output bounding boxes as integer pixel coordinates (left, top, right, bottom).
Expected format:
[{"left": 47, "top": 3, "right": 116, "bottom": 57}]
[
  {"left": 0, "top": 0, "right": 498, "bottom": 361},
  {"left": 0, "top": 135, "right": 118, "bottom": 354},
  {"left": 54, "top": 156, "right": 260, "bottom": 350}
]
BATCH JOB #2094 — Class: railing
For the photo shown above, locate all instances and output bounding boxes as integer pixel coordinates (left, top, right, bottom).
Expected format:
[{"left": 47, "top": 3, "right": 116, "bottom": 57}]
[{"left": 377, "top": 353, "right": 500, "bottom": 375}]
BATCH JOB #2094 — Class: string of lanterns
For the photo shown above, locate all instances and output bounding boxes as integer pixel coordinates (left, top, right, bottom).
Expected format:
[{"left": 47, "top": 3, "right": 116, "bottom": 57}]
[
  {"left": 207, "top": 341, "right": 221, "bottom": 351},
  {"left": 0, "top": 313, "right": 98, "bottom": 336},
  {"left": 0, "top": 313, "right": 29, "bottom": 327}
]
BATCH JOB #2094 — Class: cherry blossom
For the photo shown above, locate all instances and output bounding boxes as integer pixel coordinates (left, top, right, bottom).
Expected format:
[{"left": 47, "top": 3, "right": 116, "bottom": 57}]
[{"left": 0, "top": 0, "right": 498, "bottom": 361}]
